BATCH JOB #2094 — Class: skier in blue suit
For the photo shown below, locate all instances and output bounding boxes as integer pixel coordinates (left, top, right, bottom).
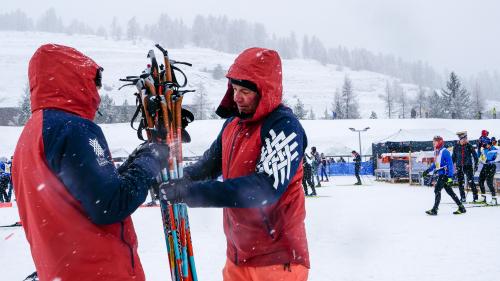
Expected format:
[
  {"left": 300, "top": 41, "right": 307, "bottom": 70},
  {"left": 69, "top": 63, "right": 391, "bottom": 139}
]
[{"left": 423, "top": 136, "right": 466, "bottom": 215}]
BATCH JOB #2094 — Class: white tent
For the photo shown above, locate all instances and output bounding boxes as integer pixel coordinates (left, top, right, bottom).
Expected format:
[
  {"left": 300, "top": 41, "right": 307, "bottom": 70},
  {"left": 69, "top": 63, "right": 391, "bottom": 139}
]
[{"left": 374, "top": 128, "right": 458, "bottom": 143}]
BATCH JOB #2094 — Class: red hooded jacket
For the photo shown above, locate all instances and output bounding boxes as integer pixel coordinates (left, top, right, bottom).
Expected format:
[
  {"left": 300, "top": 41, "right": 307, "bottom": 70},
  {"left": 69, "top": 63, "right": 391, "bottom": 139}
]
[
  {"left": 183, "top": 48, "right": 310, "bottom": 268},
  {"left": 13, "top": 44, "right": 160, "bottom": 281}
]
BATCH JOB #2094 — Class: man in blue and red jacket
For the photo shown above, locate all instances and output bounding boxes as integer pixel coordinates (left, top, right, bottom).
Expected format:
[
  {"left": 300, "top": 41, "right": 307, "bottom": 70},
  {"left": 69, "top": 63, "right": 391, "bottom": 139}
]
[
  {"left": 13, "top": 44, "right": 168, "bottom": 281},
  {"left": 423, "top": 136, "right": 466, "bottom": 215},
  {"left": 161, "top": 48, "right": 310, "bottom": 280}
]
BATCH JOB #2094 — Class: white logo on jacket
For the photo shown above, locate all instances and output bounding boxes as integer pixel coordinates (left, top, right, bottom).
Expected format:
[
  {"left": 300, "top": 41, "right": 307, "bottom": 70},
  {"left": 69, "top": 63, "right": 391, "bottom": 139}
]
[
  {"left": 257, "top": 129, "right": 299, "bottom": 189},
  {"left": 89, "top": 138, "right": 109, "bottom": 167}
]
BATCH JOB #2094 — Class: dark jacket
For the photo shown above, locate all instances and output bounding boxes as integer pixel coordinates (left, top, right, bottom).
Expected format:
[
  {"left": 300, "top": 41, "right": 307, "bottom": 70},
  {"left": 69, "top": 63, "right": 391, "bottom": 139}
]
[
  {"left": 353, "top": 153, "right": 361, "bottom": 168},
  {"left": 452, "top": 142, "right": 478, "bottom": 167}
]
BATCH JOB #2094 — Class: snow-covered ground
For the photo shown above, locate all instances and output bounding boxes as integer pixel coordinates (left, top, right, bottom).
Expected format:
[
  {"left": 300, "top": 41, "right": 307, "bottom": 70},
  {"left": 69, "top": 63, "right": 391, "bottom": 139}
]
[{"left": 2, "top": 176, "right": 499, "bottom": 281}]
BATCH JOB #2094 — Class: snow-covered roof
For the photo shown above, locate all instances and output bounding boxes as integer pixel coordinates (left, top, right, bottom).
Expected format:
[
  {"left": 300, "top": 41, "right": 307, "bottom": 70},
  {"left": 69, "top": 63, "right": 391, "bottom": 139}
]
[{"left": 374, "top": 128, "right": 457, "bottom": 143}]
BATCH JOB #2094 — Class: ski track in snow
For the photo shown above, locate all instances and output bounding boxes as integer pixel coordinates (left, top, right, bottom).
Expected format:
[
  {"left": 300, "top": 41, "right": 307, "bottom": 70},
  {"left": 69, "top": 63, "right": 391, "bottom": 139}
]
[{"left": 1, "top": 176, "right": 500, "bottom": 281}]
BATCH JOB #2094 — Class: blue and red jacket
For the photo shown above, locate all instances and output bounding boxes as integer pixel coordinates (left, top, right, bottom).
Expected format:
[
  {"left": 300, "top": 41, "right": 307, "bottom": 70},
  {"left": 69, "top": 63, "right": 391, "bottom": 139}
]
[
  {"left": 427, "top": 147, "right": 454, "bottom": 178},
  {"left": 13, "top": 44, "right": 160, "bottom": 281},
  {"left": 181, "top": 48, "right": 310, "bottom": 268}
]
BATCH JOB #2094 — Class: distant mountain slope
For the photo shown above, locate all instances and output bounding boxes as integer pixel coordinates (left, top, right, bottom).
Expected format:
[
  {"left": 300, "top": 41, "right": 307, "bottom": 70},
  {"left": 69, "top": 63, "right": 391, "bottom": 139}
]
[{"left": 0, "top": 31, "right": 422, "bottom": 118}]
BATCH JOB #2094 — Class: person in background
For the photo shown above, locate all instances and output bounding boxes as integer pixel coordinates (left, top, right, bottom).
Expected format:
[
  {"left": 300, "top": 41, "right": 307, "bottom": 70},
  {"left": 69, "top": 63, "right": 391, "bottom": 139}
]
[
  {"left": 478, "top": 138, "right": 498, "bottom": 205},
  {"left": 477, "top": 130, "right": 490, "bottom": 157},
  {"left": 310, "top": 147, "right": 321, "bottom": 187},
  {"left": 0, "top": 162, "right": 10, "bottom": 203},
  {"left": 302, "top": 155, "right": 317, "bottom": 196},
  {"left": 352, "top": 150, "right": 362, "bottom": 185},
  {"left": 491, "top": 137, "right": 497, "bottom": 147},
  {"left": 452, "top": 131, "right": 478, "bottom": 202},
  {"left": 423, "top": 136, "right": 466, "bottom": 215},
  {"left": 320, "top": 153, "right": 329, "bottom": 182}
]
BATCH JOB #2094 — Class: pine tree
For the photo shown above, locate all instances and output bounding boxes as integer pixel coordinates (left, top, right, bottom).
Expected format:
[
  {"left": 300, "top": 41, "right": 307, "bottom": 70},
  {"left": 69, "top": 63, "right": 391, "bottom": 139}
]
[
  {"left": 333, "top": 88, "right": 344, "bottom": 119},
  {"left": 118, "top": 99, "right": 131, "bottom": 123},
  {"left": 95, "top": 94, "right": 115, "bottom": 123},
  {"left": 110, "top": 17, "right": 122, "bottom": 40},
  {"left": 427, "top": 90, "right": 446, "bottom": 118},
  {"left": 369, "top": 111, "right": 378, "bottom": 119},
  {"left": 322, "top": 107, "right": 331, "bottom": 120},
  {"left": 212, "top": 64, "right": 225, "bottom": 80},
  {"left": 471, "top": 81, "right": 484, "bottom": 119},
  {"left": 441, "top": 72, "right": 470, "bottom": 119},
  {"left": 308, "top": 107, "right": 316, "bottom": 120},
  {"left": 18, "top": 82, "right": 31, "bottom": 125},
  {"left": 341, "top": 75, "right": 360, "bottom": 119},
  {"left": 36, "top": 8, "right": 64, "bottom": 33},
  {"left": 126, "top": 17, "right": 140, "bottom": 42},
  {"left": 293, "top": 98, "right": 307, "bottom": 119},
  {"left": 302, "top": 35, "right": 310, "bottom": 59}
]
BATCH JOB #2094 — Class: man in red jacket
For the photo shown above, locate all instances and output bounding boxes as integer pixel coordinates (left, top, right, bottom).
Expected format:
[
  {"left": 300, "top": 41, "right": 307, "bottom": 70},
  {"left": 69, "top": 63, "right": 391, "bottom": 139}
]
[
  {"left": 13, "top": 44, "right": 168, "bottom": 281},
  {"left": 161, "top": 48, "right": 310, "bottom": 280}
]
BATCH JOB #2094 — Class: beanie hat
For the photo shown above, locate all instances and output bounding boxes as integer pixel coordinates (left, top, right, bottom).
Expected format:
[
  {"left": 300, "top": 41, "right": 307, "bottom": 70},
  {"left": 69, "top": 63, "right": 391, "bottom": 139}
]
[{"left": 229, "top": 78, "right": 259, "bottom": 94}]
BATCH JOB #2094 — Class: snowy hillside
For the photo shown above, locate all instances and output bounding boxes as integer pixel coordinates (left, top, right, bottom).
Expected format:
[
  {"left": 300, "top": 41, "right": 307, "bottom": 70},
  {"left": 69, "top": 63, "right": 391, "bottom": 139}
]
[
  {"left": 1, "top": 118, "right": 498, "bottom": 159},
  {"left": 0, "top": 31, "right": 421, "bottom": 118}
]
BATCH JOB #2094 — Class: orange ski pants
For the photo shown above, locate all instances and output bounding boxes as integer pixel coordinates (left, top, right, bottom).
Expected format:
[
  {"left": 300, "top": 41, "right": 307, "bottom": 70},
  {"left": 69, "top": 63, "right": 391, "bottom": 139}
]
[{"left": 222, "top": 259, "right": 309, "bottom": 281}]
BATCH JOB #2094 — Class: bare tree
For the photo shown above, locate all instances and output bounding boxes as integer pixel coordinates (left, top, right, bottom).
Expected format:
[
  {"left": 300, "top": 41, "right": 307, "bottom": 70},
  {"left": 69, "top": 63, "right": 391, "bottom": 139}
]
[
  {"left": 415, "top": 86, "right": 427, "bottom": 118},
  {"left": 379, "top": 80, "right": 394, "bottom": 118},
  {"left": 191, "top": 84, "right": 212, "bottom": 120}
]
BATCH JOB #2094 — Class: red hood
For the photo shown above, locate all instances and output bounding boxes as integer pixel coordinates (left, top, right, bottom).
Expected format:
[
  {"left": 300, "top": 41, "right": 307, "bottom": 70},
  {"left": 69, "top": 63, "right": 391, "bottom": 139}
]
[
  {"left": 216, "top": 47, "right": 283, "bottom": 122},
  {"left": 28, "top": 44, "right": 101, "bottom": 120}
]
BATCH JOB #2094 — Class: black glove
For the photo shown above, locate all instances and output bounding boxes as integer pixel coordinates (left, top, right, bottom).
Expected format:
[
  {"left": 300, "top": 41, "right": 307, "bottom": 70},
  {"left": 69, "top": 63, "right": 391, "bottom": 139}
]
[
  {"left": 159, "top": 178, "right": 192, "bottom": 204},
  {"left": 147, "top": 142, "right": 169, "bottom": 170},
  {"left": 422, "top": 170, "right": 429, "bottom": 177},
  {"left": 118, "top": 142, "right": 169, "bottom": 173},
  {"left": 474, "top": 164, "right": 478, "bottom": 172}
]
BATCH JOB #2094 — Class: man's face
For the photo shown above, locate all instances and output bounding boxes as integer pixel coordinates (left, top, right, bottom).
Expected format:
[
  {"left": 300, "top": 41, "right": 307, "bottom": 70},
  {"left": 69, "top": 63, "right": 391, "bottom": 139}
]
[
  {"left": 433, "top": 140, "right": 438, "bottom": 148},
  {"left": 233, "top": 84, "right": 259, "bottom": 115},
  {"left": 460, "top": 137, "right": 467, "bottom": 145}
]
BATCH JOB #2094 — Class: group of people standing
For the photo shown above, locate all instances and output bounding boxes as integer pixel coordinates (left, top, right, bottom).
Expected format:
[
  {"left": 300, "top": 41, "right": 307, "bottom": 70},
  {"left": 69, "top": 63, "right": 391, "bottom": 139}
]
[
  {"left": 424, "top": 130, "right": 498, "bottom": 215},
  {"left": 302, "top": 147, "right": 363, "bottom": 196},
  {"left": 0, "top": 158, "right": 13, "bottom": 203}
]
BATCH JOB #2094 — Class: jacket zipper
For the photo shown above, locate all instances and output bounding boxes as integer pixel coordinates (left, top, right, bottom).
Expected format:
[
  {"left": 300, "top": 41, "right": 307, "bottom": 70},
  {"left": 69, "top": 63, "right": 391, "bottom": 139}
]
[
  {"left": 226, "top": 121, "right": 243, "bottom": 264},
  {"left": 227, "top": 121, "right": 243, "bottom": 177},
  {"left": 121, "top": 221, "right": 135, "bottom": 270},
  {"left": 259, "top": 208, "right": 275, "bottom": 239}
]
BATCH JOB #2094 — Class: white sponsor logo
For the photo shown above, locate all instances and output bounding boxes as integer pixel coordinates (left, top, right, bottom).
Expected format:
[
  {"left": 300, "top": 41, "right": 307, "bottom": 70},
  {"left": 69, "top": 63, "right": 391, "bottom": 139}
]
[
  {"left": 89, "top": 138, "right": 109, "bottom": 166},
  {"left": 257, "top": 129, "right": 299, "bottom": 189}
]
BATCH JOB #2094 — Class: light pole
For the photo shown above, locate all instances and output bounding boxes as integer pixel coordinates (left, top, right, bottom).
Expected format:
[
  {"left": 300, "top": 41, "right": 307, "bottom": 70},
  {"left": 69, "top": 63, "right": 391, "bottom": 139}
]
[{"left": 349, "top": 127, "right": 370, "bottom": 160}]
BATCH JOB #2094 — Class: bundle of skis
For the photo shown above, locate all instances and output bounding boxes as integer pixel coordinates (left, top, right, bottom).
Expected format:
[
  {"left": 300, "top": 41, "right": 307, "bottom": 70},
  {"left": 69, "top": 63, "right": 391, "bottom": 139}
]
[{"left": 120, "top": 44, "right": 198, "bottom": 281}]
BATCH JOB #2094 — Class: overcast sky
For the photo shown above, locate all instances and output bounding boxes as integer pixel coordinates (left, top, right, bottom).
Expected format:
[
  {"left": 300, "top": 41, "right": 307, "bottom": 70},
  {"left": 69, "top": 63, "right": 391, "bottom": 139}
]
[{"left": 4, "top": 0, "right": 500, "bottom": 76}]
